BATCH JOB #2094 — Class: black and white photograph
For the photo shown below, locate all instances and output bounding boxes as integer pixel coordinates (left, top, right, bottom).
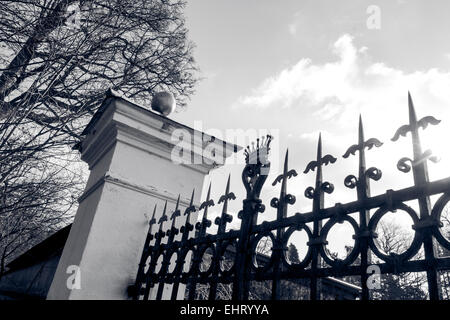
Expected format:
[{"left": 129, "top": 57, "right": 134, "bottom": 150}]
[{"left": 1, "top": 0, "right": 450, "bottom": 314}]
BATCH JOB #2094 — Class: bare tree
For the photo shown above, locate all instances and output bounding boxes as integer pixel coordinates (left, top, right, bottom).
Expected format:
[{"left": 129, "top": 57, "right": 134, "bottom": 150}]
[
  {"left": 438, "top": 206, "right": 450, "bottom": 299},
  {"left": 0, "top": 0, "right": 197, "bottom": 122},
  {"left": 0, "top": 141, "right": 83, "bottom": 278},
  {"left": 0, "top": 0, "right": 198, "bottom": 269},
  {"left": 192, "top": 236, "right": 310, "bottom": 300},
  {"left": 371, "top": 220, "right": 428, "bottom": 300},
  {"left": 0, "top": 0, "right": 197, "bottom": 181}
]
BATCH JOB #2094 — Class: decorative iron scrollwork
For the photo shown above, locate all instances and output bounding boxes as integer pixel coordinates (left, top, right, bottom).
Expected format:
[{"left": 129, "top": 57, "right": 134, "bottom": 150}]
[
  {"left": 321, "top": 181, "right": 334, "bottom": 194},
  {"left": 218, "top": 192, "right": 236, "bottom": 203},
  {"left": 343, "top": 138, "right": 383, "bottom": 158},
  {"left": 272, "top": 169, "right": 298, "bottom": 186},
  {"left": 391, "top": 116, "right": 441, "bottom": 141},
  {"left": 270, "top": 197, "right": 279, "bottom": 208},
  {"left": 304, "top": 186, "right": 315, "bottom": 199},
  {"left": 270, "top": 192, "right": 295, "bottom": 208},
  {"left": 195, "top": 220, "right": 211, "bottom": 230},
  {"left": 396, "top": 150, "right": 439, "bottom": 173},
  {"left": 365, "top": 167, "right": 382, "bottom": 181},
  {"left": 242, "top": 135, "right": 273, "bottom": 199},
  {"left": 199, "top": 198, "right": 214, "bottom": 210},
  {"left": 285, "top": 194, "right": 296, "bottom": 205},
  {"left": 344, "top": 174, "right": 358, "bottom": 189},
  {"left": 255, "top": 203, "right": 265, "bottom": 213},
  {"left": 303, "top": 154, "right": 337, "bottom": 174},
  {"left": 133, "top": 94, "right": 450, "bottom": 301},
  {"left": 397, "top": 157, "right": 413, "bottom": 173}
]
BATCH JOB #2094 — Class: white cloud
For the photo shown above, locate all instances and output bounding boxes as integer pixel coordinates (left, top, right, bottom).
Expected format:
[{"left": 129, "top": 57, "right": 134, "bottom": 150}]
[
  {"left": 235, "top": 33, "right": 450, "bottom": 184},
  {"left": 235, "top": 34, "right": 450, "bottom": 131},
  {"left": 288, "top": 23, "right": 297, "bottom": 36}
]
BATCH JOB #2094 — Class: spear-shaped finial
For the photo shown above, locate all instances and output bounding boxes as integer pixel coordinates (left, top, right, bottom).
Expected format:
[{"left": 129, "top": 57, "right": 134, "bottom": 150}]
[
  {"left": 216, "top": 174, "right": 235, "bottom": 234},
  {"left": 202, "top": 183, "right": 212, "bottom": 217},
  {"left": 225, "top": 174, "right": 231, "bottom": 194},
  {"left": 343, "top": 115, "right": 382, "bottom": 160},
  {"left": 204, "top": 183, "right": 212, "bottom": 207},
  {"left": 185, "top": 190, "right": 195, "bottom": 223},
  {"left": 149, "top": 204, "right": 157, "bottom": 225},
  {"left": 317, "top": 133, "right": 322, "bottom": 162},
  {"left": 158, "top": 200, "right": 168, "bottom": 226},
  {"left": 283, "top": 149, "right": 289, "bottom": 171},
  {"left": 281, "top": 149, "right": 289, "bottom": 192},
  {"left": 315, "top": 134, "right": 323, "bottom": 186},
  {"left": 408, "top": 91, "right": 417, "bottom": 126},
  {"left": 166, "top": 195, "right": 181, "bottom": 240},
  {"left": 272, "top": 149, "right": 298, "bottom": 186},
  {"left": 170, "top": 194, "right": 181, "bottom": 225},
  {"left": 358, "top": 114, "right": 365, "bottom": 145},
  {"left": 304, "top": 132, "right": 336, "bottom": 174},
  {"left": 359, "top": 115, "right": 366, "bottom": 170},
  {"left": 185, "top": 189, "right": 195, "bottom": 218},
  {"left": 180, "top": 189, "right": 196, "bottom": 238},
  {"left": 392, "top": 91, "right": 441, "bottom": 143},
  {"left": 156, "top": 200, "right": 168, "bottom": 239},
  {"left": 197, "top": 182, "right": 214, "bottom": 235}
]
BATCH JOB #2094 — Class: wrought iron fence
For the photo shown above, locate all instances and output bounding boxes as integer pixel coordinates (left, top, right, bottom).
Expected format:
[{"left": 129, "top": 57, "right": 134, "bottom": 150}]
[{"left": 132, "top": 93, "right": 450, "bottom": 300}]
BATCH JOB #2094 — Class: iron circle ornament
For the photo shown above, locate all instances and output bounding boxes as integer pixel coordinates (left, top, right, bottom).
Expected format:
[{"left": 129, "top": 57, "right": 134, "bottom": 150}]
[
  {"left": 178, "top": 247, "right": 194, "bottom": 276},
  {"left": 319, "top": 215, "right": 360, "bottom": 268},
  {"left": 250, "top": 231, "right": 276, "bottom": 273},
  {"left": 142, "top": 250, "right": 153, "bottom": 274},
  {"left": 153, "top": 251, "right": 165, "bottom": 275},
  {"left": 196, "top": 243, "right": 216, "bottom": 277},
  {"left": 281, "top": 224, "right": 313, "bottom": 270},
  {"left": 157, "top": 248, "right": 177, "bottom": 275},
  {"left": 344, "top": 175, "right": 358, "bottom": 189},
  {"left": 167, "top": 250, "right": 178, "bottom": 275},
  {"left": 431, "top": 193, "right": 450, "bottom": 251},
  {"left": 368, "top": 203, "right": 422, "bottom": 263},
  {"left": 218, "top": 239, "right": 237, "bottom": 276}
]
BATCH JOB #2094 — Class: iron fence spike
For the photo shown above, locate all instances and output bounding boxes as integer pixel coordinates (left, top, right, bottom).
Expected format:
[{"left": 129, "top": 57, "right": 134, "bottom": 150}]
[{"left": 358, "top": 114, "right": 365, "bottom": 146}]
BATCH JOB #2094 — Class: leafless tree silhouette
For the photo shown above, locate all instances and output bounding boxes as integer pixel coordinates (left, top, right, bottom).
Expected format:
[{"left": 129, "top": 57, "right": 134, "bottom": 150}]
[{"left": 0, "top": 0, "right": 198, "bottom": 271}]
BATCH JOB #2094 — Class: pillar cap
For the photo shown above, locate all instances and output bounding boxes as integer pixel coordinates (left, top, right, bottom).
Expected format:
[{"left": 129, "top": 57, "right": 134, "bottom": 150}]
[{"left": 75, "top": 89, "right": 242, "bottom": 173}]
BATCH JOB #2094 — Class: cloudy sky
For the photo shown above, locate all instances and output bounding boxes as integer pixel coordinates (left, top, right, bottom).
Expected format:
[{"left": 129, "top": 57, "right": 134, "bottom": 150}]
[{"left": 170, "top": 0, "right": 450, "bottom": 256}]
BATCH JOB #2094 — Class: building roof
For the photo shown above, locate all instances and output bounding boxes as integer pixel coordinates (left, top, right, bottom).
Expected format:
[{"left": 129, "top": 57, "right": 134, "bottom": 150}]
[
  {"left": 5, "top": 225, "right": 71, "bottom": 274},
  {"left": 6, "top": 223, "right": 361, "bottom": 298}
]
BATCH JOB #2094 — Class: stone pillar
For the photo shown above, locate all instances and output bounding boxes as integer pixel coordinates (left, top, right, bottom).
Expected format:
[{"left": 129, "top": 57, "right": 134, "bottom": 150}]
[{"left": 47, "top": 91, "right": 238, "bottom": 300}]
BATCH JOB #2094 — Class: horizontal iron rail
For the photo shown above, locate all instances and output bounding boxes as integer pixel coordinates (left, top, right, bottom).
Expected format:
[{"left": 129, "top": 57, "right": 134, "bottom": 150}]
[
  {"left": 252, "top": 176, "right": 450, "bottom": 234},
  {"left": 152, "top": 256, "right": 450, "bottom": 285}
]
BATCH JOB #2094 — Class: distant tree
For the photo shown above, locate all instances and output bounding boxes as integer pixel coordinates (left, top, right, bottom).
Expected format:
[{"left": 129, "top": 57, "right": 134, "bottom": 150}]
[
  {"left": 374, "top": 272, "right": 427, "bottom": 300},
  {"left": 0, "top": 144, "right": 83, "bottom": 278},
  {"left": 193, "top": 238, "right": 312, "bottom": 300},
  {"left": 287, "top": 243, "right": 300, "bottom": 264},
  {"left": 329, "top": 221, "right": 430, "bottom": 299},
  {"left": 371, "top": 220, "right": 428, "bottom": 300},
  {"left": 438, "top": 207, "right": 450, "bottom": 299}
]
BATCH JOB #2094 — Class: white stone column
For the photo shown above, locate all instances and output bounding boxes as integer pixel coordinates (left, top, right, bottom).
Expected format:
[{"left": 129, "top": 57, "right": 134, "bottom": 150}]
[{"left": 47, "top": 91, "right": 238, "bottom": 300}]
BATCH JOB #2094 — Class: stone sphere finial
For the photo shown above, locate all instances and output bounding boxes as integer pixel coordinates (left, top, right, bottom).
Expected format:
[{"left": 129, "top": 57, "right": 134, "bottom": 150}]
[{"left": 151, "top": 91, "right": 176, "bottom": 116}]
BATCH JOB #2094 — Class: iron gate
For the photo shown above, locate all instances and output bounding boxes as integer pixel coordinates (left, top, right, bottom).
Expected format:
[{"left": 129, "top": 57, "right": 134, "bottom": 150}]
[{"left": 132, "top": 93, "right": 450, "bottom": 300}]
